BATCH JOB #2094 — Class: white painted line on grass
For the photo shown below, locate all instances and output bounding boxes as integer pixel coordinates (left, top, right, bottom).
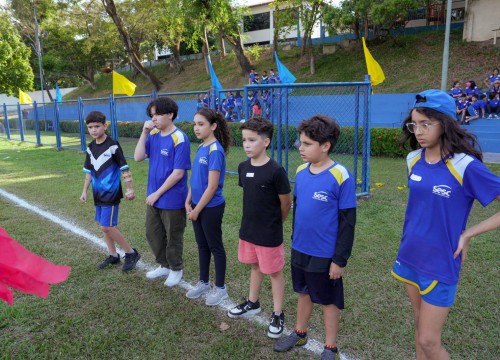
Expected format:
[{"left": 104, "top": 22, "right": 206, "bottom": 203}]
[{"left": 0, "top": 188, "right": 358, "bottom": 360}]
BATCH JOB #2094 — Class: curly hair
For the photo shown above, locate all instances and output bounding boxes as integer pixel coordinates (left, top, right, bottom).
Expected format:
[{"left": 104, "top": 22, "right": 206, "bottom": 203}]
[
  {"left": 400, "top": 108, "right": 483, "bottom": 162},
  {"left": 196, "top": 108, "right": 232, "bottom": 154},
  {"left": 297, "top": 115, "right": 340, "bottom": 154}
]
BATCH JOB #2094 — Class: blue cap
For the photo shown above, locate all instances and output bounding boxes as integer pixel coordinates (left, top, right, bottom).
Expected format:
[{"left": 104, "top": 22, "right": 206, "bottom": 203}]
[{"left": 412, "top": 89, "right": 456, "bottom": 119}]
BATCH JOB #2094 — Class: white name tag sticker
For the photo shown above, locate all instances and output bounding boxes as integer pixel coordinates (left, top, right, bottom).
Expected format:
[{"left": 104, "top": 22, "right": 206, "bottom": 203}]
[
  {"left": 246, "top": 172, "right": 254, "bottom": 177},
  {"left": 410, "top": 173, "right": 422, "bottom": 181}
]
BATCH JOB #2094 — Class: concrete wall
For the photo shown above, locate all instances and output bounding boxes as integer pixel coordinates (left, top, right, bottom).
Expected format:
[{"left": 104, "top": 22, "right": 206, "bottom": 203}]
[{"left": 463, "top": 0, "right": 500, "bottom": 42}]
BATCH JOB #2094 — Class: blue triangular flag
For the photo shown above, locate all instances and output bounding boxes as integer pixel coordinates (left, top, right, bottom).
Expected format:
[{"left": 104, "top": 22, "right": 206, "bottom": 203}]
[
  {"left": 207, "top": 56, "right": 225, "bottom": 100},
  {"left": 274, "top": 51, "right": 297, "bottom": 84},
  {"left": 55, "top": 84, "right": 62, "bottom": 102}
]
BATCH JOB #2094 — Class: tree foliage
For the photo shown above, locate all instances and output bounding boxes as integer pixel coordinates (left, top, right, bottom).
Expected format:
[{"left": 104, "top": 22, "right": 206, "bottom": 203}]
[{"left": 0, "top": 11, "right": 34, "bottom": 96}]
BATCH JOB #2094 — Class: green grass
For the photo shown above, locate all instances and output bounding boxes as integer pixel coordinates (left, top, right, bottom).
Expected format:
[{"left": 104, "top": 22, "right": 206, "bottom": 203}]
[
  {"left": 0, "top": 139, "right": 499, "bottom": 359},
  {"left": 65, "top": 29, "right": 500, "bottom": 100}
]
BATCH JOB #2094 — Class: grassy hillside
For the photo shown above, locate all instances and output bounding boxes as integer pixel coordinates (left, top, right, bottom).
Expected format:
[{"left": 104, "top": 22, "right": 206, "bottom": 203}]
[{"left": 67, "top": 29, "right": 500, "bottom": 99}]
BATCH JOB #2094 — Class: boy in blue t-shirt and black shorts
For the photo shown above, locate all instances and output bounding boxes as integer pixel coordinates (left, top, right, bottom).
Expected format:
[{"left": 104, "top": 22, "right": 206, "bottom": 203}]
[{"left": 274, "top": 115, "right": 356, "bottom": 360}]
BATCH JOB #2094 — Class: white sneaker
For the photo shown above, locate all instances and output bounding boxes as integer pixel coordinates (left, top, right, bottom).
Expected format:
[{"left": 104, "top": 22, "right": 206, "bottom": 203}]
[
  {"left": 164, "top": 269, "right": 183, "bottom": 287},
  {"left": 146, "top": 266, "right": 170, "bottom": 279},
  {"left": 488, "top": 114, "right": 494, "bottom": 119},
  {"left": 205, "top": 285, "right": 228, "bottom": 306},
  {"left": 186, "top": 281, "right": 210, "bottom": 299}
]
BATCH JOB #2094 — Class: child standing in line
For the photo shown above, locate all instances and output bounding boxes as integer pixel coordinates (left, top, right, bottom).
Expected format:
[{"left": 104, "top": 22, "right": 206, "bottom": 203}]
[
  {"left": 393, "top": 89, "right": 500, "bottom": 359},
  {"left": 80, "top": 111, "right": 140, "bottom": 271},
  {"left": 185, "top": 108, "right": 232, "bottom": 306},
  {"left": 274, "top": 115, "right": 357, "bottom": 360},
  {"left": 227, "top": 118, "right": 292, "bottom": 339},
  {"left": 134, "top": 97, "right": 191, "bottom": 287}
]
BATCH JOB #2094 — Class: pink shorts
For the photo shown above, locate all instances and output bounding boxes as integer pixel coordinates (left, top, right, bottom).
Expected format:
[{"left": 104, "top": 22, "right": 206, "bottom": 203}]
[{"left": 238, "top": 239, "right": 285, "bottom": 275}]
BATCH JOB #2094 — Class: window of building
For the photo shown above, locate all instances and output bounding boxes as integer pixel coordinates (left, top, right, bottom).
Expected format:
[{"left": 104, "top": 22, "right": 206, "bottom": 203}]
[{"left": 244, "top": 12, "right": 270, "bottom": 32}]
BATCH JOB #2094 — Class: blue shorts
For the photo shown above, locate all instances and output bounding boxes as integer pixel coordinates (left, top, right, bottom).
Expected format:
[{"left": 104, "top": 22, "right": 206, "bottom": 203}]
[
  {"left": 95, "top": 205, "right": 119, "bottom": 227},
  {"left": 291, "top": 264, "right": 344, "bottom": 308},
  {"left": 391, "top": 261, "right": 457, "bottom": 307}
]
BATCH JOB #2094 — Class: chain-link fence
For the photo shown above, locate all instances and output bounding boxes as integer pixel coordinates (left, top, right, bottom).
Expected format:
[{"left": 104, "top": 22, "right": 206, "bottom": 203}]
[{"left": 1, "top": 82, "right": 371, "bottom": 196}]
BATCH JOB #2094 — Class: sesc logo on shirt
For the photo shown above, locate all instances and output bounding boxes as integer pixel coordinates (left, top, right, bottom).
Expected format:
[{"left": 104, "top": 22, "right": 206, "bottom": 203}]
[
  {"left": 199, "top": 156, "right": 208, "bottom": 165},
  {"left": 160, "top": 149, "right": 169, "bottom": 157},
  {"left": 312, "top": 191, "right": 329, "bottom": 202},
  {"left": 432, "top": 185, "right": 452, "bottom": 198}
]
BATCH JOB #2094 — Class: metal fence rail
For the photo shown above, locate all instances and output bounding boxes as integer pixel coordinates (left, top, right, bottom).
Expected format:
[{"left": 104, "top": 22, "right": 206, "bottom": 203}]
[{"left": 0, "top": 81, "right": 371, "bottom": 196}]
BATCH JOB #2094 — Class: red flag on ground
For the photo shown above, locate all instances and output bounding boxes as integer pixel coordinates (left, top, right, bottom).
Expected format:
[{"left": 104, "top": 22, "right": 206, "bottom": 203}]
[{"left": 0, "top": 227, "right": 71, "bottom": 305}]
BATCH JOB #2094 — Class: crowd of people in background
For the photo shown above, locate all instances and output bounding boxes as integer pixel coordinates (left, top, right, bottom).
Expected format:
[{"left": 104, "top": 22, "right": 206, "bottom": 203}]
[
  {"left": 451, "top": 67, "right": 500, "bottom": 124},
  {"left": 196, "top": 68, "right": 284, "bottom": 122}
]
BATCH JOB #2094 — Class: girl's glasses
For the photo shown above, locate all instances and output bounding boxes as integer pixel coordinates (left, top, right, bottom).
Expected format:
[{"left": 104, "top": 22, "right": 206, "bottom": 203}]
[{"left": 406, "top": 122, "right": 438, "bottom": 133}]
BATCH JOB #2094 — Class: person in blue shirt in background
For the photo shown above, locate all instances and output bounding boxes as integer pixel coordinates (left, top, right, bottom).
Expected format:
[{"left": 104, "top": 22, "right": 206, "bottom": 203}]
[
  {"left": 455, "top": 94, "right": 468, "bottom": 121},
  {"left": 393, "top": 89, "right": 500, "bottom": 360},
  {"left": 482, "top": 67, "right": 500, "bottom": 89},
  {"left": 449, "top": 81, "right": 463, "bottom": 102},
  {"left": 463, "top": 80, "right": 479, "bottom": 99},
  {"left": 487, "top": 92, "right": 500, "bottom": 118}
]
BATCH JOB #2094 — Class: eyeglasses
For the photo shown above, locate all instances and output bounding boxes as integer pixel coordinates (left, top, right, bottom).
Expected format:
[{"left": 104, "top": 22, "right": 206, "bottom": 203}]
[{"left": 406, "top": 122, "right": 439, "bottom": 133}]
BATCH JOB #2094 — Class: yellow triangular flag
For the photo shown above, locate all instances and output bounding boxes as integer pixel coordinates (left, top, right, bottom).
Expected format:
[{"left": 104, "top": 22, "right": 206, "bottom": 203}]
[
  {"left": 112, "top": 71, "right": 136, "bottom": 96},
  {"left": 19, "top": 89, "right": 32, "bottom": 104},
  {"left": 362, "top": 37, "right": 385, "bottom": 87}
]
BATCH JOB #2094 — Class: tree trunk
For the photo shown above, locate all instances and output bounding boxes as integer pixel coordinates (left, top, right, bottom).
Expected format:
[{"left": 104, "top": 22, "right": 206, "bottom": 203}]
[
  {"left": 218, "top": 26, "right": 226, "bottom": 60},
  {"left": 202, "top": 25, "right": 209, "bottom": 74},
  {"left": 101, "top": 0, "right": 162, "bottom": 90},
  {"left": 171, "top": 41, "right": 184, "bottom": 74},
  {"left": 364, "top": 16, "right": 369, "bottom": 40},
  {"left": 273, "top": 8, "right": 280, "bottom": 53},
  {"left": 222, "top": 32, "right": 252, "bottom": 76},
  {"left": 309, "top": 39, "right": 315, "bottom": 75}
]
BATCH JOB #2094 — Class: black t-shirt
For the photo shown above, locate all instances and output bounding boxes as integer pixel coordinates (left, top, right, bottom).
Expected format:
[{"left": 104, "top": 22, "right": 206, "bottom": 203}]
[{"left": 238, "top": 159, "right": 291, "bottom": 247}]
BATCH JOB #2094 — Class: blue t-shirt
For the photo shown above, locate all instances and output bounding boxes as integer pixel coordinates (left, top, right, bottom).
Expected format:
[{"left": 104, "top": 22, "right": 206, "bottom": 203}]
[
  {"left": 227, "top": 95, "right": 235, "bottom": 108},
  {"left": 145, "top": 128, "right": 191, "bottom": 210},
  {"left": 292, "top": 162, "right": 357, "bottom": 258},
  {"left": 397, "top": 149, "right": 500, "bottom": 284},
  {"left": 471, "top": 100, "right": 485, "bottom": 110},
  {"left": 489, "top": 98, "right": 500, "bottom": 108},
  {"left": 83, "top": 136, "right": 128, "bottom": 206},
  {"left": 488, "top": 74, "right": 500, "bottom": 83},
  {"left": 190, "top": 140, "right": 226, "bottom": 207},
  {"left": 464, "top": 86, "right": 479, "bottom": 97},
  {"left": 449, "top": 88, "right": 463, "bottom": 98},
  {"left": 456, "top": 99, "right": 468, "bottom": 111},
  {"left": 270, "top": 73, "right": 276, "bottom": 84}
]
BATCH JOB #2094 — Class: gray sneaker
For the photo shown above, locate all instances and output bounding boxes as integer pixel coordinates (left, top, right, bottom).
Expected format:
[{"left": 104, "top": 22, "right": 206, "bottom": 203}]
[
  {"left": 205, "top": 286, "right": 228, "bottom": 306},
  {"left": 320, "top": 347, "right": 340, "bottom": 360},
  {"left": 273, "top": 331, "right": 307, "bottom": 352},
  {"left": 186, "top": 281, "right": 210, "bottom": 299}
]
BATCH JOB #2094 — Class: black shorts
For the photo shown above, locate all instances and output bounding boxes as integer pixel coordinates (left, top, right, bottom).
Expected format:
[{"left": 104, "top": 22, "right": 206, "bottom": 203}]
[{"left": 291, "top": 264, "right": 344, "bottom": 308}]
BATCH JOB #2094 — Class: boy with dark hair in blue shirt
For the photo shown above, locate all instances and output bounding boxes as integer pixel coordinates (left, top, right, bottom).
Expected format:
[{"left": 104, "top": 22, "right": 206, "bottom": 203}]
[
  {"left": 134, "top": 97, "right": 191, "bottom": 287},
  {"left": 81, "top": 111, "right": 140, "bottom": 271},
  {"left": 274, "top": 115, "right": 356, "bottom": 360}
]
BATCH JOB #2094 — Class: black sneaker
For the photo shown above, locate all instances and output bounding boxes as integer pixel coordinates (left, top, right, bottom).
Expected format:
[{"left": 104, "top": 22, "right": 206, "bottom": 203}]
[
  {"left": 320, "top": 346, "right": 340, "bottom": 360},
  {"left": 122, "top": 249, "right": 141, "bottom": 272},
  {"left": 227, "top": 299, "right": 261, "bottom": 318},
  {"left": 98, "top": 255, "right": 120, "bottom": 269},
  {"left": 274, "top": 331, "right": 307, "bottom": 352},
  {"left": 267, "top": 311, "right": 285, "bottom": 338}
]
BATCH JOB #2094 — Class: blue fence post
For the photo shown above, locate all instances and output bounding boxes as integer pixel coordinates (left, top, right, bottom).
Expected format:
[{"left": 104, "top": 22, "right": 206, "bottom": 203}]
[
  {"left": 353, "top": 85, "right": 360, "bottom": 189},
  {"left": 363, "top": 75, "right": 372, "bottom": 195},
  {"left": 3, "top": 104, "right": 11, "bottom": 139},
  {"left": 78, "top": 97, "right": 86, "bottom": 151},
  {"left": 34, "top": 101, "right": 41, "bottom": 146},
  {"left": 109, "top": 95, "right": 118, "bottom": 140},
  {"left": 284, "top": 89, "right": 289, "bottom": 174},
  {"left": 151, "top": 90, "right": 157, "bottom": 100},
  {"left": 54, "top": 98, "right": 62, "bottom": 150},
  {"left": 17, "top": 103, "right": 25, "bottom": 142},
  {"left": 277, "top": 89, "right": 282, "bottom": 165}
]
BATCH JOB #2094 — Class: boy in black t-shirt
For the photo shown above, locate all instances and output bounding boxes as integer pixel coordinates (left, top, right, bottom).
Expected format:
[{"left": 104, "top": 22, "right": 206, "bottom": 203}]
[
  {"left": 227, "top": 118, "right": 292, "bottom": 339},
  {"left": 81, "top": 111, "right": 140, "bottom": 271}
]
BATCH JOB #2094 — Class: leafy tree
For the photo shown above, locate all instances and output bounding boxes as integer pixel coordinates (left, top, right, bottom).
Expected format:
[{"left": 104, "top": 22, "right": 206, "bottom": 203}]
[
  {"left": 101, "top": 0, "right": 163, "bottom": 90},
  {"left": 0, "top": 11, "right": 34, "bottom": 96}
]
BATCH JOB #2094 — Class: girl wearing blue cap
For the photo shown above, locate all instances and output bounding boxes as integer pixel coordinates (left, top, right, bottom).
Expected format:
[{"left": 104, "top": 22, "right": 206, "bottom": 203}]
[{"left": 392, "top": 89, "right": 500, "bottom": 359}]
